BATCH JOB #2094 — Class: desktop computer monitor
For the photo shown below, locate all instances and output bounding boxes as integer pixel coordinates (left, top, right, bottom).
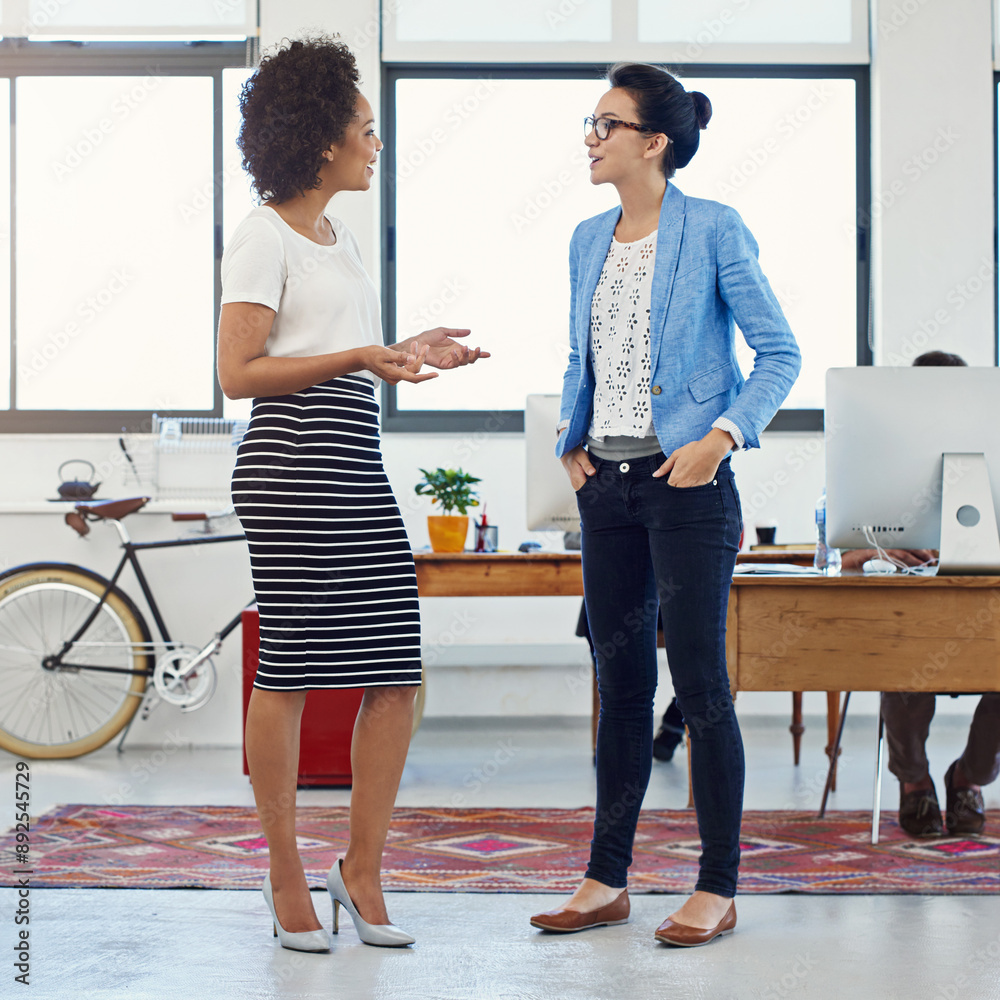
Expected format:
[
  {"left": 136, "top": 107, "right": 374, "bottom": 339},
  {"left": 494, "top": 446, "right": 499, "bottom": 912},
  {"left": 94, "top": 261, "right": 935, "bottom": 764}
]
[
  {"left": 825, "top": 366, "right": 1000, "bottom": 573},
  {"left": 525, "top": 394, "right": 581, "bottom": 532}
]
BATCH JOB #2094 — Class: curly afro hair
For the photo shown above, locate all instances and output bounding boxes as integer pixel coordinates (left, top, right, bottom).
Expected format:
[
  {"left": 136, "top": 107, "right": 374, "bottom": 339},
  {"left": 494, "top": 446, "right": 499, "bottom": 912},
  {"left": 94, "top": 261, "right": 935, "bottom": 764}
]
[{"left": 238, "top": 34, "right": 361, "bottom": 203}]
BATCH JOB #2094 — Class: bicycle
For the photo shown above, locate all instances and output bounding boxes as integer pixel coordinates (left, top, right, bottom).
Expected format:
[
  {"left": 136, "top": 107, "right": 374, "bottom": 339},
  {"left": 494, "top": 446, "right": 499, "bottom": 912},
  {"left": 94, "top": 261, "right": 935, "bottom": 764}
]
[{"left": 0, "top": 496, "right": 425, "bottom": 759}]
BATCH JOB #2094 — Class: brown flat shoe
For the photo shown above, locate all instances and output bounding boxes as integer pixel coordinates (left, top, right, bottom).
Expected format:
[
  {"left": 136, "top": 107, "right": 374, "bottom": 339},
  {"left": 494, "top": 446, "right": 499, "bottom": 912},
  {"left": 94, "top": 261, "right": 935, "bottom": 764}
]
[
  {"left": 654, "top": 900, "right": 736, "bottom": 947},
  {"left": 529, "top": 889, "right": 630, "bottom": 933}
]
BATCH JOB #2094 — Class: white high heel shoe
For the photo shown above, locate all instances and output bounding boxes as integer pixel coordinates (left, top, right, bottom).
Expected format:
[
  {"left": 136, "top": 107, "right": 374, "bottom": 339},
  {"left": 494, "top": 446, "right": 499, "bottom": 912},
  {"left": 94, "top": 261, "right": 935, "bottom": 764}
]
[
  {"left": 262, "top": 871, "right": 331, "bottom": 952},
  {"left": 326, "top": 859, "right": 414, "bottom": 947}
]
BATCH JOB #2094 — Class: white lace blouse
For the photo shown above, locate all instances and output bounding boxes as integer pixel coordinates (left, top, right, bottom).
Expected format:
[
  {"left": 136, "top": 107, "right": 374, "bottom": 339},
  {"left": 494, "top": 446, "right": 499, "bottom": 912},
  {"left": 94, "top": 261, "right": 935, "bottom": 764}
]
[{"left": 588, "top": 232, "right": 657, "bottom": 440}]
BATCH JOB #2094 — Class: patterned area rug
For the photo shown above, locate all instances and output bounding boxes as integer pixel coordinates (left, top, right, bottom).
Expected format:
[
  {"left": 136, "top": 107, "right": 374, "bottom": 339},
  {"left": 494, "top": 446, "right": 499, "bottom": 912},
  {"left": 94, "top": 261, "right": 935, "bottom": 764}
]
[{"left": 2, "top": 805, "right": 998, "bottom": 894}]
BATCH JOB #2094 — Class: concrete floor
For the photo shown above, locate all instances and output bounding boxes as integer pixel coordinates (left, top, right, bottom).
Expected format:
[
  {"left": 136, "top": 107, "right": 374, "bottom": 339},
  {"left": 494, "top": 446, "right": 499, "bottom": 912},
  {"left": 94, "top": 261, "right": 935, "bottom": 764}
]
[{"left": 2, "top": 714, "right": 999, "bottom": 1000}]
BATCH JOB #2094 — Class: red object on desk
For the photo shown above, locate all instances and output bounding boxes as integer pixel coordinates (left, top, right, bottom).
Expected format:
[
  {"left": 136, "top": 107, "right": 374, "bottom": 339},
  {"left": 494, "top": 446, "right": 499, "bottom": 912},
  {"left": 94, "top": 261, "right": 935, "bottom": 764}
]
[{"left": 241, "top": 607, "right": 364, "bottom": 787}]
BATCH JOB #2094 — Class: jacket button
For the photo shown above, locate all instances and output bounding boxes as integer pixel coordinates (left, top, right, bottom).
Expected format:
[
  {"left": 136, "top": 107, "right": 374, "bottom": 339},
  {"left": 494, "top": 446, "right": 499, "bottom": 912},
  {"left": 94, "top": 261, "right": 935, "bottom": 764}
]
[{"left": 651, "top": 385, "right": 662, "bottom": 395}]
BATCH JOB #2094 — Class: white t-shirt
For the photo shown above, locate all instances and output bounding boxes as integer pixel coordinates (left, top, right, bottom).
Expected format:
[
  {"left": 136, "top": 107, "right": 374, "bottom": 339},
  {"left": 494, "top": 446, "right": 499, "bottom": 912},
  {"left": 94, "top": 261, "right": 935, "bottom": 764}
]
[{"left": 220, "top": 205, "right": 382, "bottom": 384}]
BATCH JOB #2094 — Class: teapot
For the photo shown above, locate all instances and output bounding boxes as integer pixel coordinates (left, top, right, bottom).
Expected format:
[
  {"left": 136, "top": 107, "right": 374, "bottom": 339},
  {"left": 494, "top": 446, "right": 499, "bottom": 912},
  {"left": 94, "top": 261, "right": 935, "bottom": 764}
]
[{"left": 57, "top": 459, "right": 101, "bottom": 501}]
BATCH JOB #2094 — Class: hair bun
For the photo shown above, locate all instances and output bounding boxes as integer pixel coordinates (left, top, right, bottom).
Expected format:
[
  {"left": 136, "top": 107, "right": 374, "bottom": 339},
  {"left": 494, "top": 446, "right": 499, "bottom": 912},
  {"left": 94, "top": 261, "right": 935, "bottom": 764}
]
[{"left": 690, "top": 91, "right": 712, "bottom": 130}]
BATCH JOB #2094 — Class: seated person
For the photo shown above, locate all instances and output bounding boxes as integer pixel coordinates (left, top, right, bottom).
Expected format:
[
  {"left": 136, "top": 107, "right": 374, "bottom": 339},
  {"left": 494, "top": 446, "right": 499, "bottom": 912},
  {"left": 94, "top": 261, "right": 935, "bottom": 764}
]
[
  {"left": 842, "top": 544, "right": 999, "bottom": 837},
  {"left": 840, "top": 349, "right": 999, "bottom": 837}
]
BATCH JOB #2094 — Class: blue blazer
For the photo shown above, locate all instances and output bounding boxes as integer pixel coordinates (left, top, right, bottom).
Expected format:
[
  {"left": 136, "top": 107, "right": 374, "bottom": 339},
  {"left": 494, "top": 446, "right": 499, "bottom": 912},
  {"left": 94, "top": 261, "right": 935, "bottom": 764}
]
[{"left": 556, "top": 183, "right": 801, "bottom": 459}]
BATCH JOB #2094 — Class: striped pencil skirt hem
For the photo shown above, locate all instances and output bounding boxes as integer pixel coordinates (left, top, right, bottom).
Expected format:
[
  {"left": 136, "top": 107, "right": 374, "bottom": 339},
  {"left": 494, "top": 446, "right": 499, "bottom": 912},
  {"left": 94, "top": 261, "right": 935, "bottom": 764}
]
[{"left": 231, "top": 374, "right": 422, "bottom": 691}]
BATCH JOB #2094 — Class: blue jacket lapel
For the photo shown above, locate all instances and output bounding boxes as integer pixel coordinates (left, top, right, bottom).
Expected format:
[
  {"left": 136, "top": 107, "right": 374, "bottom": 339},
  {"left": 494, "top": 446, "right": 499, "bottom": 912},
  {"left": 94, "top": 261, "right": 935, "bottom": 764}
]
[
  {"left": 577, "top": 207, "right": 619, "bottom": 367},
  {"left": 650, "top": 184, "right": 686, "bottom": 344}
]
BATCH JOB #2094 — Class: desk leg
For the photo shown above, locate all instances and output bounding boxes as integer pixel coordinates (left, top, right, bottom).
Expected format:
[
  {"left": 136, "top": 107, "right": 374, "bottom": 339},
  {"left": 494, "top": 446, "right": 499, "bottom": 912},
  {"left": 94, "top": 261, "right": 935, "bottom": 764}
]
[
  {"left": 825, "top": 691, "right": 842, "bottom": 792},
  {"left": 790, "top": 693, "right": 804, "bottom": 765},
  {"left": 819, "top": 692, "right": 850, "bottom": 818},
  {"left": 872, "top": 711, "right": 886, "bottom": 846}
]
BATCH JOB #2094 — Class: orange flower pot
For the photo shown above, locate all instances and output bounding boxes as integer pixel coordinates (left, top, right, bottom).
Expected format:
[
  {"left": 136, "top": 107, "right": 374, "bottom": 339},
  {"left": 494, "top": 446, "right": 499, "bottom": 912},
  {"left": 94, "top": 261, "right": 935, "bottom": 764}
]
[{"left": 427, "top": 515, "right": 469, "bottom": 553}]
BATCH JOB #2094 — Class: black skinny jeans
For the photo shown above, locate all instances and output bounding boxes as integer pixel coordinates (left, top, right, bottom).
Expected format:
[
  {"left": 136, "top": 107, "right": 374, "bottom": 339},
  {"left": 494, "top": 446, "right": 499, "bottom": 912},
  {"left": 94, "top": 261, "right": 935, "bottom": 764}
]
[{"left": 576, "top": 452, "right": 744, "bottom": 897}]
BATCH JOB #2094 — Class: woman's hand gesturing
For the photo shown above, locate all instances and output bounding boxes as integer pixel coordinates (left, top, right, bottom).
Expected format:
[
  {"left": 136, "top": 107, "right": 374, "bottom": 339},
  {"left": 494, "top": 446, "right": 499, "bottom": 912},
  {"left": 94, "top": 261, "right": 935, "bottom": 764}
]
[
  {"left": 408, "top": 327, "right": 491, "bottom": 369},
  {"left": 361, "top": 344, "right": 439, "bottom": 384}
]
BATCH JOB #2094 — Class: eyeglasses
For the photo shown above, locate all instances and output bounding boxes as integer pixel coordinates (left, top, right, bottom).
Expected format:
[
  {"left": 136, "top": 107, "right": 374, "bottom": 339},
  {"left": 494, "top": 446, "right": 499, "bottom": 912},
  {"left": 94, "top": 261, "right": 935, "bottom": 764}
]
[{"left": 584, "top": 115, "right": 659, "bottom": 140}]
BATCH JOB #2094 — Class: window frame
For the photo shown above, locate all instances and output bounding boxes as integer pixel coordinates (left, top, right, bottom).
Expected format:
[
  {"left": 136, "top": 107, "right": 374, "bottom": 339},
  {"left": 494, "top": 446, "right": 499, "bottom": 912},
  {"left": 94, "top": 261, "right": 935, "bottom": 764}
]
[
  {"left": 995, "top": 71, "right": 1000, "bottom": 367},
  {"left": 0, "top": 38, "right": 247, "bottom": 433},
  {"left": 380, "top": 62, "right": 872, "bottom": 433}
]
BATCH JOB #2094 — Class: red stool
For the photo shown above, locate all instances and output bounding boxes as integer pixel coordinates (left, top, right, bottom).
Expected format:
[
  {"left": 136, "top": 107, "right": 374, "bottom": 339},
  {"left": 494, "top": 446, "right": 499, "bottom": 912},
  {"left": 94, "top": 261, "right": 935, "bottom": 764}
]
[{"left": 241, "top": 607, "right": 363, "bottom": 787}]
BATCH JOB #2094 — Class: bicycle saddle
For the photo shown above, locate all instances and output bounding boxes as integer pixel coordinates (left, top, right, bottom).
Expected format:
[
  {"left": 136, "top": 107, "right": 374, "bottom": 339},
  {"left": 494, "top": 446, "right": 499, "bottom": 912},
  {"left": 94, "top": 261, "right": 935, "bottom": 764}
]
[{"left": 65, "top": 496, "right": 151, "bottom": 537}]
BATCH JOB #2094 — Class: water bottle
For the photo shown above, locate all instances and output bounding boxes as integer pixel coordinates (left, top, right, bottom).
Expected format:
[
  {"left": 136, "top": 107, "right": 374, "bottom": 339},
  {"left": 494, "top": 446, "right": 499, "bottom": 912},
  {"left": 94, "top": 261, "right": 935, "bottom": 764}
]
[{"left": 814, "top": 488, "right": 841, "bottom": 575}]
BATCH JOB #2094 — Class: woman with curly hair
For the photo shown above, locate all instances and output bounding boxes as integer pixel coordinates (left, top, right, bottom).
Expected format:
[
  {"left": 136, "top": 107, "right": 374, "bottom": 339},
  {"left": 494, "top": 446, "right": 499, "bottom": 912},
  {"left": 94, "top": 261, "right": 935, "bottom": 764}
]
[{"left": 218, "top": 35, "right": 487, "bottom": 952}]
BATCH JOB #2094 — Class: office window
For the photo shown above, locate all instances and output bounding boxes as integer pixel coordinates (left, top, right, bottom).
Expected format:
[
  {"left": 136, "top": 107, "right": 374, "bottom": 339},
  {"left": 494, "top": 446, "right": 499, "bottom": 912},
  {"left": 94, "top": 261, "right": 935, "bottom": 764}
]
[
  {"left": 384, "top": 0, "right": 869, "bottom": 64},
  {"left": 383, "top": 68, "right": 867, "bottom": 430},
  {"left": 394, "top": 0, "right": 612, "bottom": 43},
  {"left": 20, "top": 0, "right": 253, "bottom": 40},
  {"left": 638, "top": 0, "right": 853, "bottom": 45},
  {"left": 16, "top": 75, "right": 215, "bottom": 412},
  {"left": 0, "top": 43, "right": 246, "bottom": 432},
  {"left": 0, "top": 78, "right": 9, "bottom": 410}
]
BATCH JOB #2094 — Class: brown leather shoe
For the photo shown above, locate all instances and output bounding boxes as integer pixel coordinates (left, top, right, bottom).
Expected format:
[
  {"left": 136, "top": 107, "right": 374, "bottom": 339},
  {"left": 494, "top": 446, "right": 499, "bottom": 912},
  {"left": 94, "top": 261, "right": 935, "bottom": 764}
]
[
  {"left": 529, "top": 889, "right": 630, "bottom": 933},
  {"left": 898, "top": 781, "right": 943, "bottom": 837},
  {"left": 654, "top": 900, "right": 736, "bottom": 947},
  {"left": 944, "top": 760, "right": 986, "bottom": 835}
]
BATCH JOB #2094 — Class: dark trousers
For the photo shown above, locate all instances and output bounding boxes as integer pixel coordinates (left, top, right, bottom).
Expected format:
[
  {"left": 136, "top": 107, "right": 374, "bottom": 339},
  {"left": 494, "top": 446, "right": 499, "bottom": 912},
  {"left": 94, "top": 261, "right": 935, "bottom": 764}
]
[
  {"left": 882, "top": 692, "right": 1000, "bottom": 786},
  {"left": 576, "top": 451, "right": 744, "bottom": 896}
]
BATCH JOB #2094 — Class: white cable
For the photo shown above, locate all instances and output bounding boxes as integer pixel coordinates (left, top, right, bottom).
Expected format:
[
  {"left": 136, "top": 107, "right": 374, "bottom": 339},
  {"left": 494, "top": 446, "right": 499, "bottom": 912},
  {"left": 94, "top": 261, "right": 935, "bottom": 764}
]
[{"left": 860, "top": 526, "right": 937, "bottom": 575}]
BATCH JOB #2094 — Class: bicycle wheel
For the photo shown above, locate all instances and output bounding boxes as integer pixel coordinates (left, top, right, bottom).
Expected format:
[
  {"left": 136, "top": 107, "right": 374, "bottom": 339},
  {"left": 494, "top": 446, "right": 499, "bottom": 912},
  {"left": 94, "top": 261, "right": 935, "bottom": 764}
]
[{"left": 0, "top": 564, "right": 152, "bottom": 758}]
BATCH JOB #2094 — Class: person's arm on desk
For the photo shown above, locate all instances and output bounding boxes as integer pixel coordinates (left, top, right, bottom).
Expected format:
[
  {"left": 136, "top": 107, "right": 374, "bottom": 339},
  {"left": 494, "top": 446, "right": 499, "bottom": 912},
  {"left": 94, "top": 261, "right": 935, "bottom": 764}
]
[{"left": 840, "top": 547, "right": 937, "bottom": 570}]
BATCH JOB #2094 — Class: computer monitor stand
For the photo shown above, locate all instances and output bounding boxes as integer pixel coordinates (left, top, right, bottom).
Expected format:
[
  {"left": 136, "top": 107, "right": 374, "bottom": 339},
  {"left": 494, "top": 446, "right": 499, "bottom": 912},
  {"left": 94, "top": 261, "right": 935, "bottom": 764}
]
[{"left": 937, "top": 453, "right": 1000, "bottom": 574}]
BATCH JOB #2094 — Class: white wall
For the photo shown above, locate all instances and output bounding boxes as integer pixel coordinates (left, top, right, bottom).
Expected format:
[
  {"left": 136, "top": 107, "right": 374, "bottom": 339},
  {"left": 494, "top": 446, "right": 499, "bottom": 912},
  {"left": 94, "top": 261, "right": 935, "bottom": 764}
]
[{"left": 0, "top": 0, "right": 991, "bottom": 748}]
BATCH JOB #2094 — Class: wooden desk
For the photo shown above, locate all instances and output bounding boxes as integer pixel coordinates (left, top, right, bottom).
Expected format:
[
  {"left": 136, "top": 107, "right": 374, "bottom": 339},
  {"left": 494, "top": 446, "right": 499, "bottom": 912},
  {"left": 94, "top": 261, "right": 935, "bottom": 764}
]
[
  {"left": 413, "top": 555, "right": 1000, "bottom": 798},
  {"left": 726, "top": 573, "right": 1000, "bottom": 693},
  {"left": 413, "top": 551, "right": 583, "bottom": 597}
]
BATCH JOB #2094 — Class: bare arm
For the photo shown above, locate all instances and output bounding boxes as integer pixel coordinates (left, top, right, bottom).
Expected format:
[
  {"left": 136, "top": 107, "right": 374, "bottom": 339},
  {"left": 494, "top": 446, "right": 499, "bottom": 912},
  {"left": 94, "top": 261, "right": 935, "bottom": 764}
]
[{"left": 217, "top": 301, "right": 438, "bottom": 400}]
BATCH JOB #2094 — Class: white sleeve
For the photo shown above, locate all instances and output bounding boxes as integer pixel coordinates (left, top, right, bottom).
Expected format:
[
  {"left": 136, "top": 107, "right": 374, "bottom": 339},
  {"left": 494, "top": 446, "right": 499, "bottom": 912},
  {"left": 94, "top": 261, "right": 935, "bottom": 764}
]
[{"left": 220, "top": 216, "right": 286, "bottom": 311}]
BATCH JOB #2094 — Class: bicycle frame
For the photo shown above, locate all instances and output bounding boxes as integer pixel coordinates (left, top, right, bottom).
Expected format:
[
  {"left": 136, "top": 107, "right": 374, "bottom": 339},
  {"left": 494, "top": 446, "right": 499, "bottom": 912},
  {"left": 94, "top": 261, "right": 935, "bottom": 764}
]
[{"left": 51, "top": 517, "right": 252, "bottom": 678}]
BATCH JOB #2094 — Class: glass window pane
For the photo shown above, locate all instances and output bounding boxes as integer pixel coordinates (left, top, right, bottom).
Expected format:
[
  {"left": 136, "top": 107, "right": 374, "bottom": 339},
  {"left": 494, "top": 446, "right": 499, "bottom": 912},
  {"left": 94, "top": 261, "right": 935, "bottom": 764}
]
[
  {"left": 393, "top": 78, "right": 617, "bottom": 414},
  {"left": 221, "top": 66, "right": 255, "bottom": 421},
  {"left": 222, "top": 67, "right": 256, "bottom": 248},
  {"left": 26, "top": 0, "right": 249, "bottom": 30},
  {"left": 395, "top": 0, "right": 612, "bottom": 43},
  {"left": 393, "top": 75, "right": 856, "bottom": 413},
  {"left": 16, "top": 75, "right": 215, "bottom": 411},
  {"left": 639, "top": 0, "right": 853, "bottom": 44},
  {"left": 0, "top": 79, "right": 9, "bottom": 409},
  {"left": 666, "top": 76, "right": 857, "bottom": 409}
]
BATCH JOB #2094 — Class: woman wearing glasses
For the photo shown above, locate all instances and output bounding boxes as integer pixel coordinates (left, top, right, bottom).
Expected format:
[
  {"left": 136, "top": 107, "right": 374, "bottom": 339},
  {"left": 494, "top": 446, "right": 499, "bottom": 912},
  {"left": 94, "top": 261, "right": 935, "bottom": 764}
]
[{"left": 530, "top": 63, "right": 800, "bottom": 946}]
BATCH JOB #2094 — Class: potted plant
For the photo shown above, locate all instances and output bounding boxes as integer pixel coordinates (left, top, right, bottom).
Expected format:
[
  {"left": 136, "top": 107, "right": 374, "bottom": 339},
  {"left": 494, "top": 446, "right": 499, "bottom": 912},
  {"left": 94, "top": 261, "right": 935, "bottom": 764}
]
[{"left": 414, "top": 467, "right": 481, "bottom": 553}]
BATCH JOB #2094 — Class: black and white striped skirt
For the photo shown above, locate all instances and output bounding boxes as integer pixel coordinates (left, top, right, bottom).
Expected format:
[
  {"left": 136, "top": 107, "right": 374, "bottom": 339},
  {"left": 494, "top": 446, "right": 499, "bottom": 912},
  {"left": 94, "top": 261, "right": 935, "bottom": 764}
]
[{"left": 231, "top": 375, "right": 422, "bottom": 691}]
